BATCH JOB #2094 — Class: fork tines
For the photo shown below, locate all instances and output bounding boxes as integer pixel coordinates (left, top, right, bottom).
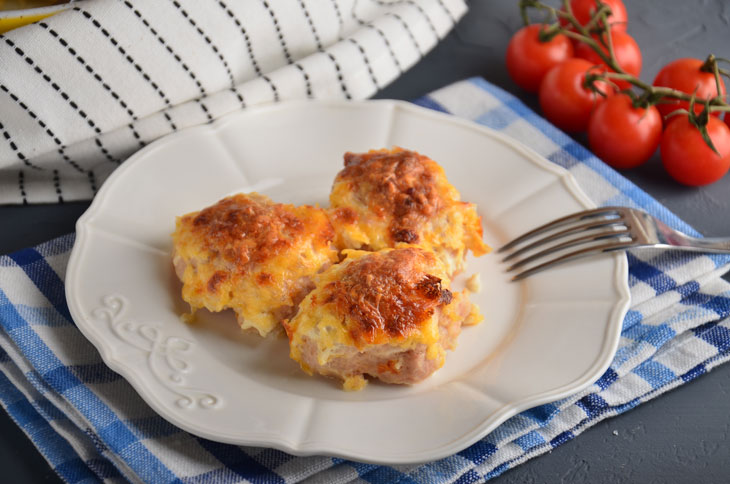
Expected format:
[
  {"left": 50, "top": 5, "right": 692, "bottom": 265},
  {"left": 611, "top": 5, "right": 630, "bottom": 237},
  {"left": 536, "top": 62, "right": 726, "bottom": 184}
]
[{"left": 499, "top": 207, "right": 635, "bottom": 281}]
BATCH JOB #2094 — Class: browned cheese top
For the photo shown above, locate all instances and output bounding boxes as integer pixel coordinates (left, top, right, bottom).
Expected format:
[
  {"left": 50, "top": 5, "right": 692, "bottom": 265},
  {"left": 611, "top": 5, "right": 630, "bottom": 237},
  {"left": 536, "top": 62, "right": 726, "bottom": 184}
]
[
  {"left": 181, "top": 193, "right": 333, "bottom": 273},
  {"left": 336, "top": 149, "right": 443, "bottom": 245},
  {"left": 321, "top": 247, "right": 452, "bottom": 346}
]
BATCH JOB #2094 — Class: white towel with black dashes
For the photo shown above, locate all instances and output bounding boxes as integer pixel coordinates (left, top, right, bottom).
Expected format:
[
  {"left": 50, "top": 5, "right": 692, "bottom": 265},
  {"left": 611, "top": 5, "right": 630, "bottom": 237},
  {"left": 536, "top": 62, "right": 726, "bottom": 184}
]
[{"left": 0, "top": 0, "right": 466, "bottom": 204}]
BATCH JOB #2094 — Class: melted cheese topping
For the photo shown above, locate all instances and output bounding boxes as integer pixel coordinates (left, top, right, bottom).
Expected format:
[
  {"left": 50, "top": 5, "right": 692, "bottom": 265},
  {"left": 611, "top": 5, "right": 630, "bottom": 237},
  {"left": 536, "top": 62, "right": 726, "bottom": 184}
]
[
  {"left": 329, "top": 148, "right": 490, "bottom": 275},
  {"left": 172, "top": 193, "right": 338, "bottom": 336},
  {"left": 466, "top": 273, "right": 482, "bottom": 294},
  {"left": 285, "top": 247, "right": 457, "bottom": 379}
]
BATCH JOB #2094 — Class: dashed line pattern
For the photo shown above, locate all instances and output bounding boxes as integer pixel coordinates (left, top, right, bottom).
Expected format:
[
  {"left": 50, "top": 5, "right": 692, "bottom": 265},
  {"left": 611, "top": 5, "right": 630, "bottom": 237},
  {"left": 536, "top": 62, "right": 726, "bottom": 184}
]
[
  {"left": 0, "top": 120, "right": 42, "bottom": 170},
  {"left": 347, "top": 38, "right": 379, "bottom": 89},
  {"left": 121, "top": 1, "right": 213, "bottom": 122},
  {"left": 72, "top": 7, "right": 178, "bottom": 131},
  {"left": 170, "top": 0, "right": 236, "bottom": 86},
  {"left": 299, "top": 0, "right": 351, "bottom": 99},
  {"left": 351, "top": 0, "right": 403, "bottom": 72},
  {"left": 52, "top": 169, "right": 64, "bottom": 202},
  {"left": 37, "top": 21, "right": 147, "bottom": 150},
  {"left": 215, "top": 0, "right": 280, "bottom": 100},
  {"left": 261, "top": 0, "right": 295, "bottom": 64},
  {"left": 0, "top": 83, "right": 86, "bottom": 174},
  {"left": 386, "top": 12, "right": 423, "bottom": 57},
  {"left": 2, "top": 36, "right": 120, "bottom": 164},
  {"left": 371, "top": 0, "right": 441, "bottom": 40},
  {"left": 18, "top": 170, "right": 27, "bottom": 204},
  {"left": 329, "top": 0, "right": 345, "bottom": 40}
]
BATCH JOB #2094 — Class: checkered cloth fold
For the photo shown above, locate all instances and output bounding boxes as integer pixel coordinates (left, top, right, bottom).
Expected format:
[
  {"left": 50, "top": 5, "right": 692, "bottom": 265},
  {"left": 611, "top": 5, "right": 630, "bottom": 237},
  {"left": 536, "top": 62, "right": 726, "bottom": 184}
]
[{"left": 2, "top": 78, "right": 730, "bottom": 483}]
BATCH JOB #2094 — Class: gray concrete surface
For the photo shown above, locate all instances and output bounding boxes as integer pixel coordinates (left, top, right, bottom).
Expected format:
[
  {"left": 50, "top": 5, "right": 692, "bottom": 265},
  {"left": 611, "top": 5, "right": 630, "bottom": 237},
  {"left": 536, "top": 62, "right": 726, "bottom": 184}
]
[
  {"left": 378, "top": 0, "right": 730, "bottom": 238},
  {"left": 2, "top": 1, "right": 730, "bottom": 482}
]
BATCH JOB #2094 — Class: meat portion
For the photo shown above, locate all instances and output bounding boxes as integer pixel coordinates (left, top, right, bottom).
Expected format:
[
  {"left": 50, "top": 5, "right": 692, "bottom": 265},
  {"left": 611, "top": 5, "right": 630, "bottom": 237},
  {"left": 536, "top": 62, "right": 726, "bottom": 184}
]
[
  {"left": 296, "top": 339, "right": 439, "bottom": 390},
  {"left": 284, "top": 247, "right": 482, "bottom": 390},
  {"left": 294, "top": 293, "right": 476, "bottom": 390},
  {"left": 171, "top": 192, "right": 339, "bottom": 337},
  {"left": 328, "top": 148, "right": 490, "bottom": 275}
]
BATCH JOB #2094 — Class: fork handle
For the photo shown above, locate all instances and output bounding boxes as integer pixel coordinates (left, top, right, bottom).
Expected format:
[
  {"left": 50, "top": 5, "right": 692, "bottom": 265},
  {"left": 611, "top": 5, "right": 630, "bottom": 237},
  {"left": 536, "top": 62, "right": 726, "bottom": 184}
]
[{"left": 663, "top": 233, "right": 730, "bottom": 253}]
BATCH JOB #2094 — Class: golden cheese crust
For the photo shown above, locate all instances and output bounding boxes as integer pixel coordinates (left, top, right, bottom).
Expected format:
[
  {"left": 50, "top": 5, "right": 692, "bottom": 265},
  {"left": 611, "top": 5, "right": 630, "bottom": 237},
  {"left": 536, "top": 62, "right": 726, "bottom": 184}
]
[
  {"left": 284, "top": 247, "right": 481, "bottom": 390},
  {"left": 172, "top": 193, "right": 338, "bottom": 336},
  {"left": 320, "top": 247, "right": 452, "bottom": 347},
  {"left": 329, "top": 148, "right": 490, "bottom": 275}
]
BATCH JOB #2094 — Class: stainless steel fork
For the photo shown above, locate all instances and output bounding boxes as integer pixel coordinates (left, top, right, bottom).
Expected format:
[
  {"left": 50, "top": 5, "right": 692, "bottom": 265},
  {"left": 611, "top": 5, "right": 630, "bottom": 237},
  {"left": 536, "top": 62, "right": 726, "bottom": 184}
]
[{"left": 499, "top": 206, "right": 730, "bottom": 281}]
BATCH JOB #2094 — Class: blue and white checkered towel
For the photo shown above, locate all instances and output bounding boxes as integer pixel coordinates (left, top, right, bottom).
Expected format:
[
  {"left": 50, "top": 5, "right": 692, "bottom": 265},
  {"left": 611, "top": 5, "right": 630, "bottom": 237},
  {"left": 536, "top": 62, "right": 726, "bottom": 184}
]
[{"left": 2, "top": 78, "right": 730, "bottom": 483}]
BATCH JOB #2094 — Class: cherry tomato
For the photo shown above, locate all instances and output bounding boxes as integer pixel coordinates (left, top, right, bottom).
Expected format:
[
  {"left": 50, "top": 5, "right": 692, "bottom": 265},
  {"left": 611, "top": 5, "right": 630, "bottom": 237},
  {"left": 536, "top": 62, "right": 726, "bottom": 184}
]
[
  {"left": 588, "top": 94, "right": 661, "bottom": 169},
  {"left": 539, "top": 58, "right": 614, "bottom": 133},
  {"left": 575, "top": 31, "right": 641, "bottom": 91},
  {"left": 653, "top": 58, "right": 726, "bottom": 120},
  {"left": 506, "top": 25, "right": 575, "bottom": 93},
  {"left": 660, "top": 115, "right": 730, "bottom": 186},
  {"left": 560, "top": 0, "right": 628, "bottom": 32}
]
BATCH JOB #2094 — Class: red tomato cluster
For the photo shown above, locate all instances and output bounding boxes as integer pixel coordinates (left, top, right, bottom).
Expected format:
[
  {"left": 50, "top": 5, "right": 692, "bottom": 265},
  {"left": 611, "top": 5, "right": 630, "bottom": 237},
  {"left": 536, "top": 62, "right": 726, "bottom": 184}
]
[{"left": 505, "top": 0, "right": 730, "bottom": 186}]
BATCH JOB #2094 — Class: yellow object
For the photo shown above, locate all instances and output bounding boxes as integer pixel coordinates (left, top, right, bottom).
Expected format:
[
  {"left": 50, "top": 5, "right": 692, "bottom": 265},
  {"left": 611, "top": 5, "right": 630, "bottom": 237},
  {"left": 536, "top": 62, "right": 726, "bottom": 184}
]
[
  {"left": 0, "top": 1, "right": 70, "bottom": 34},
  {"left": 0, "top": 11, "right": 55, "bottom": 33},
  {"left": 0, "top": 0, "right": 65, "bottom": 9}
]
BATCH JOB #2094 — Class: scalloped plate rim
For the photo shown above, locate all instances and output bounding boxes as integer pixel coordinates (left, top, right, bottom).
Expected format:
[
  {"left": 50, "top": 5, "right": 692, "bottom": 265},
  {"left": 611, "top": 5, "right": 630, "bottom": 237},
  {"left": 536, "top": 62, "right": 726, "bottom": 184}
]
[{"left": 66, "top": 99, "right": 630, "bottom": 464}]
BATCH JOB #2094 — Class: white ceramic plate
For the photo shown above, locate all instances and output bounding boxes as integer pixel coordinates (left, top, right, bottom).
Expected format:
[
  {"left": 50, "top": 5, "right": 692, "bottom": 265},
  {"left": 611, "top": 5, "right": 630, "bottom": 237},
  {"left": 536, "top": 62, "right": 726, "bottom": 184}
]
[{"left": 66, "top": 100, "right": 630, "bottom": 464}]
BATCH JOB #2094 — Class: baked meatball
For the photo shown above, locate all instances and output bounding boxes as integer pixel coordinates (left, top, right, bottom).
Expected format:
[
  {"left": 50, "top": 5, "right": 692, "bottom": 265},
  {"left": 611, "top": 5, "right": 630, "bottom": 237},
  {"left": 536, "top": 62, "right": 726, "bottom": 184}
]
[
  {"left": 172, "top": 193, "right": 338, "bottom": 337},
  {"left": 328, "top": 148, "right": 490, "bottom": 275},
  {"left": 284, "top": 247, "right": 481, "bottom": 390}
]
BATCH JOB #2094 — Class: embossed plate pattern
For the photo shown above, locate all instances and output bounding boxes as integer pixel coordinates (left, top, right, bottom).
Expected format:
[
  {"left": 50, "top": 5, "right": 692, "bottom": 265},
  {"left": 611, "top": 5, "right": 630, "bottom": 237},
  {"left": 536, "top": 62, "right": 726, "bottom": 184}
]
[{"left": 66, "top": 100, "right": 630, "bottom": 464}]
